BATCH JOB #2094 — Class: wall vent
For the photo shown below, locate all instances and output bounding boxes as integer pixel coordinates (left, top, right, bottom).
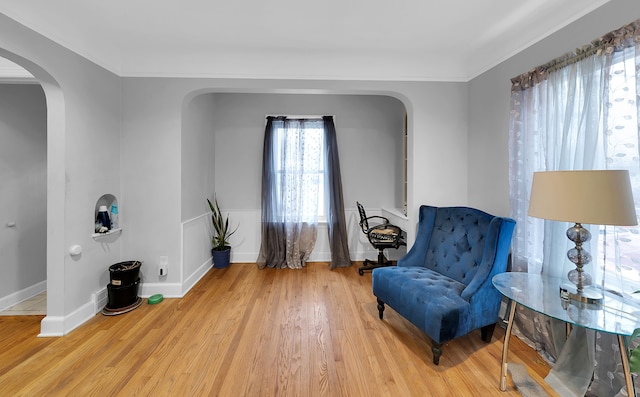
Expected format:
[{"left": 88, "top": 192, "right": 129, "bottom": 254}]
[{"left": 93, "top": 287, "right": 108, "bottom": 313}]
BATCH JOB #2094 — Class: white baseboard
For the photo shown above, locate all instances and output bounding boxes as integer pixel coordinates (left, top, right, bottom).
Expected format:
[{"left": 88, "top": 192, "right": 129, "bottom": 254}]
[
  {"left": 39, "top": 316, "right": 64, "bottom": 337},
  {"left": 138, "top": 259, "right": 209, "bottom": 298},
  {"left": 183, "top": 259, "right": 212, "bottom": 296},
  {"left": 38, "top": 299, "right": 95, "bottom": 337},
  {"left": 39, "top": 277, "right": 185, "bottom": 337},
  {"left": 0, "top": 280, "right": 46, "bottom": 311},
  {"left": 139, "top": 282, "right": 183, "bottom": 298}
]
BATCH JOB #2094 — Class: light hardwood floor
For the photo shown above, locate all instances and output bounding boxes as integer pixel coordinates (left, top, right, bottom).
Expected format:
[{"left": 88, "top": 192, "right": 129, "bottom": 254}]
[{"left": 0, "top": 263, "right": 557, "bottom": 396}]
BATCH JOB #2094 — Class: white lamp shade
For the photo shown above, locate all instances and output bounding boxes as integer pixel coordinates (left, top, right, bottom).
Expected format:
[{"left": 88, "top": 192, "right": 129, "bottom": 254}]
[{"left": 528, "top": 170, "right": 637, "bottom": 226}]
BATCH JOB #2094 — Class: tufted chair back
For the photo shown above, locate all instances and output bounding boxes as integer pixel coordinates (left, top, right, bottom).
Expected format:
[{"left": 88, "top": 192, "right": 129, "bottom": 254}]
[{"left": 423, "top": 207, "right": 493, "bottom": 285}]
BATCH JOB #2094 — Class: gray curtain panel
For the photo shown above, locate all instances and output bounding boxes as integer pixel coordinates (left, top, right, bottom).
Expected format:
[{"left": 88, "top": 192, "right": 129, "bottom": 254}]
[{"left": 323, "top": 116, "right": 351, "bottom": 269}]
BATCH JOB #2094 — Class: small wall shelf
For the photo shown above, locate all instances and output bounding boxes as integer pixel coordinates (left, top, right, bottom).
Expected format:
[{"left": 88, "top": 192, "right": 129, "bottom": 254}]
[
  {"left": 92, "top": 228, "right": 122, "bottom": 241},
  {"left": 94, "top": 194, "right": 121, "bottom": 240}
]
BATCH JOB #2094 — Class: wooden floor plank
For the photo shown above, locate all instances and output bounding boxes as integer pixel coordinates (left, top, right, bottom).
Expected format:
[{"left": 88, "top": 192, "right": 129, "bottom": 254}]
[{"left": 0, "top": 263, "right": 557, "bottom": 396}]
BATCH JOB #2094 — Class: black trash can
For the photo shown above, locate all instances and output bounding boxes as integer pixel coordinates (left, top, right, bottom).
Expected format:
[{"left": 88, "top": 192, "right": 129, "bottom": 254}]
[
  {"left": 107, "top": 278, "right": 140, "bottom": 308},
  {"left": 109, "top": 261, "right": 141, "bottom": 286},
  {"left": 105, "top": 261, "right": 142, "bottom": 311}
]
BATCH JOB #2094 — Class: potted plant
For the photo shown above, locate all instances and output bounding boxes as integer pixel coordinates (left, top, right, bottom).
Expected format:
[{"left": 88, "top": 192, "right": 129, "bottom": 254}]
[
  {"left": 629, "top": 329, "right": 640, "bottom": 373},
  {"left": 207, "top": 195, "right": 238, "bottom": 269}
]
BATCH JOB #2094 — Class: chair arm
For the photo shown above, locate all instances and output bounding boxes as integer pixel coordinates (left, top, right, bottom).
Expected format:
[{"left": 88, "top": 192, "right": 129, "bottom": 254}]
[
  {"left": 461, "top": 216, "right": 515, "bottom": 301},
  {"left": 362, "top": 215, "right": 389, "bottom": 226},
  {"left": 397, "top": 205, "right": 437, "bottom": 268}
]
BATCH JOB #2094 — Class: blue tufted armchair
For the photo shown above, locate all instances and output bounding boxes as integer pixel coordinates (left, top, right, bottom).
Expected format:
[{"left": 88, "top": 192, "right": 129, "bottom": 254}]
[{"left": 372, "top": 205, "right": 516, "bottom": 365}]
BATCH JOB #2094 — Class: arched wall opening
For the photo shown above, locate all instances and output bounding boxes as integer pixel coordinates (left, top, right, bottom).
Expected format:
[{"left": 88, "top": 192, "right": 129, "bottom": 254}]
[
  {"left": 0, "top": 49, "right": 66, "bottom": 336},
  {"left": 0, "top": 58, "right": 47, "bottom": 316},
  {"left": 179, "top": 89, "right": 413, "bottom": 281}
]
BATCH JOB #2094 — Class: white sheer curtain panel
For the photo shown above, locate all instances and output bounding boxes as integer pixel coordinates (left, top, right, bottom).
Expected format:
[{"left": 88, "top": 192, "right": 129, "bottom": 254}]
[
  {"left": 509, "top": 55, "right": 607, "bottom": 280},
  {"left": 590, "top": 38, "right": 640, "bottom": 397},
  {"left": 508, "top": 18, "right": 640, "bottom": 396}
]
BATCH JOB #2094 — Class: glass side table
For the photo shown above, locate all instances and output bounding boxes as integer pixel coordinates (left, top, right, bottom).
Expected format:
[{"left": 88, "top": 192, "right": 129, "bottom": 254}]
[{"left": 492, "top": 272, "right": 640, "bottom": 396}]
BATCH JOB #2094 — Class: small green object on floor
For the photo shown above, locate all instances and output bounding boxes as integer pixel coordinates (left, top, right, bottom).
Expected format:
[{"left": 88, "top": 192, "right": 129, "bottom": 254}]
[{"left": 148, "top": 294, "right": 163, "bottom": 305}]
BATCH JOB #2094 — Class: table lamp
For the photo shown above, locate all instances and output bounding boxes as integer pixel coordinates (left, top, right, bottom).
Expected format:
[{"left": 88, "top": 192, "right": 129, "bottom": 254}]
[{"left": 528, "top": 170, "right": 637, "bottom": 304}]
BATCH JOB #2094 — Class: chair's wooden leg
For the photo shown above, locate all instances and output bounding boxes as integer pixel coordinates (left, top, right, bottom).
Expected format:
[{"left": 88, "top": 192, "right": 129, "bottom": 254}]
[
  {"left": 481, "top": 323, "right": 496, "bottom": 342},
  {"left": 377, "top": 299, "right": 385, "bottom": 320},
  {"left": 431, "top": 341, "right": 443, "bottom": 365}
]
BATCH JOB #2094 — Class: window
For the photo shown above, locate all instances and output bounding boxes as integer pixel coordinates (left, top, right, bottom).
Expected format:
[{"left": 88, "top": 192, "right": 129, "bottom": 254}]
[
  {"left": 272, "top": 118, "right": 325, "bottom": 222},
  {"left": 259, "top": 115, "right": 350, "bottom": 269}
]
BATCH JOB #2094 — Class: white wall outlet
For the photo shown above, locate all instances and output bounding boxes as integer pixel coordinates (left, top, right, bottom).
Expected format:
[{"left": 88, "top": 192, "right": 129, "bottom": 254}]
[{"left": 159, "top": 256, "right": 168, "bottom": 276}]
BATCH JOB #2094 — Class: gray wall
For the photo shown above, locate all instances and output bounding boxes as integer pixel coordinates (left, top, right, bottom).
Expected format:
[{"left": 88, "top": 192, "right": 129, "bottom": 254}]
[
  {"left": 0, "top": 83, "right": 46, "bottom": 305},
  {"left": 182, "top": 93, "right": 216, "bottom": 222},
  {"left": 210, "top": 93, "right": 405, "bottom": 210},
  {"left": 468, "top": 0, "right": 640, "bottom": 216},
  {"left": 181, "top": 93, "right": 217, "bottom": 282}
]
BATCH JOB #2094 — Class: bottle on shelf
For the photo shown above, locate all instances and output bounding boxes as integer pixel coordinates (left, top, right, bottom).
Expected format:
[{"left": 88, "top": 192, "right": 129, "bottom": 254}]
[
  {"left": 96, "top": 205, "right": 111, "bottom": 232},
  {"left": 110, "top": 204, "right": 119, "bottom": 229}
]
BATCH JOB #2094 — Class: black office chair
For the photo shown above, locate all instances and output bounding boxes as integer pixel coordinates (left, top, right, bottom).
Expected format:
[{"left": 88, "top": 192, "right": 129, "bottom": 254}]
[{"left": 357, "top": 201, "right": 406, "bottom": 275}]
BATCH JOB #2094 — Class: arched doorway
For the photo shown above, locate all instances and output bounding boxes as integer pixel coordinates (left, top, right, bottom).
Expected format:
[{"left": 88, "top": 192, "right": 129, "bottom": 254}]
[
  {"left": 180, "top": 89, "right": 412, "bottom": 274},
  {"left": 0, "top": 49, "right": 66, "bottom": 336},
  {"left": 0, "top": 57, "right": 46, "bottom": 315}
]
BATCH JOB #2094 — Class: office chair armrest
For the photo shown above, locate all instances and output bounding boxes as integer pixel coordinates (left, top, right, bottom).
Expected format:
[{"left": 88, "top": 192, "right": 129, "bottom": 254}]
[{"left": 361, "top": 215, "right": 389, "bottom": 227}]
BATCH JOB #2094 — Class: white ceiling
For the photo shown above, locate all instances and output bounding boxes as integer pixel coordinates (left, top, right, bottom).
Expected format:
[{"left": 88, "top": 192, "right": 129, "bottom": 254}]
[{"left": 0, "top": 0, "right": 610, "bottom": 81}]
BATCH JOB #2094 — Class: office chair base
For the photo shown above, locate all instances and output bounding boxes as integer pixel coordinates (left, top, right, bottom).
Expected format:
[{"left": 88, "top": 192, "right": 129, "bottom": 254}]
[{"left": 358, "top": 254, "right": 395, "bottom": 275}]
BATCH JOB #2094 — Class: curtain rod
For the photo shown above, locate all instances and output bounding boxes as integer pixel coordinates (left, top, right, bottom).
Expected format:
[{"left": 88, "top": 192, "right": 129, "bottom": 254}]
[
  {"left": 265, "top": 115, "right": 334, "bottom": 119},
  {"left": 511, "top": 18, "right": 640, "bottom": 91}
]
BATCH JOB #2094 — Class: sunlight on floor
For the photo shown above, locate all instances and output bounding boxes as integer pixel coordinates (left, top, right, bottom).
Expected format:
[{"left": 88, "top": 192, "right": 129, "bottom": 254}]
[{"left": 0, "top": 292, "right": 46, "bottom": 315}]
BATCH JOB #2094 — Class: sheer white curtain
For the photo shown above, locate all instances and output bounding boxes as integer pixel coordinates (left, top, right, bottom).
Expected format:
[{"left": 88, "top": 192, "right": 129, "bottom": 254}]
[
  {"left": 508, "top": 19, "right": 640, "bottom": 396},
  {"left": 599, "top": 46, "right": 640, "bottom": 297},
  {"left": 509, "top": 51, "right": 608, "bottom": 397},
  {"left": 510, "top": 54, "right": 607, "bottom": 279},
  {"left": 591, "top": 39, "right": 640, "bottom": 397}
]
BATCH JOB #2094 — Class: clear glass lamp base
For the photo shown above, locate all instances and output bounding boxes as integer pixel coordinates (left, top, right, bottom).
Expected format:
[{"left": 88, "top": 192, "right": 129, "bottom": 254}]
[
  {"left": 560, "top": 282, "right": 604, "bottom": 305},
  {"left": 567, "top": 268, "right": 593, "bottom": 287},
  {"left": 562, "top": 223, "right": 603, "bottom": 305}
]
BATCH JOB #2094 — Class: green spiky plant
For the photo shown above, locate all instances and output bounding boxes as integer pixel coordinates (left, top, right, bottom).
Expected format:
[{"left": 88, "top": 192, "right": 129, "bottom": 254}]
[
  {"left": 629, "top": 328, "right": 640, "bottom": 373},
  {"left": 207, "top": 196, "right": 238, "bottom": 251},
  {"left": 628, "top": 290, "right": 640, "bottom": 373}
]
